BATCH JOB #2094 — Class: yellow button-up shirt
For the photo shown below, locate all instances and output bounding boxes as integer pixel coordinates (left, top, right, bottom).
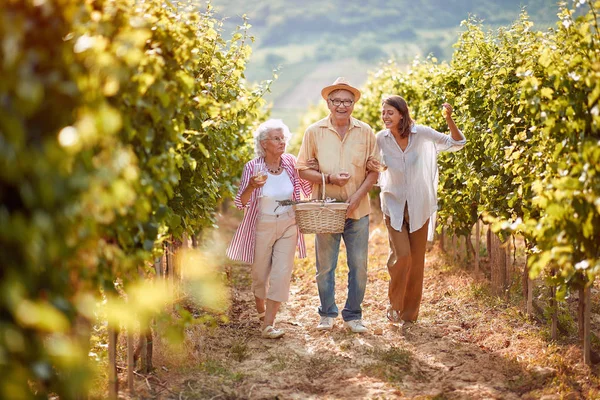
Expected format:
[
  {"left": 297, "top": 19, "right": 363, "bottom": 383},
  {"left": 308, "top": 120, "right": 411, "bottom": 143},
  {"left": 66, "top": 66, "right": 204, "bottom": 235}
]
[{"left": 296, "top": 116, "right": 378, "bottom": 220}]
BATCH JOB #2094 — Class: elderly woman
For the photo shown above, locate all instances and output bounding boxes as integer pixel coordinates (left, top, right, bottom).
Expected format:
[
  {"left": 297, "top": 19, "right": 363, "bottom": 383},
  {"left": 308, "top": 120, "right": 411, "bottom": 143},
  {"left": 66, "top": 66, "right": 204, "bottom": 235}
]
[
  {"left": 226, "top": 119, "right": 311, "bottom": 339},
  {"left": 368, "top": 95, "right": 466, "bottom": 325}
]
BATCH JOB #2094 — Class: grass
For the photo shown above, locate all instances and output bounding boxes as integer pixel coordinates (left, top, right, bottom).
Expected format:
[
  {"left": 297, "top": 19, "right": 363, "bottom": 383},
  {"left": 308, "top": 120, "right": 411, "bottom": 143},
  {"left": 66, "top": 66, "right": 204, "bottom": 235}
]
[
  {"left": 304, "top": 355, "right": 336, "bottom": 381},
  {"left": 266, "top": 351, "right": 302, "bottom": 372},
  {"left": 469, "top": 280, "right": 493, "bottom": 301},
  {"left": 374, "top": 346, "right": 412, "bottom": 366},
  {"left": 202, "top": 359, "right": 228, "bottom": 375},
  {"left": 201, "top": 358, "right": 245, "bottom": 382},
  {"left": 229, "top": 340, "right": 250, "bottom": 362},
  {"left": 362, "top": 346, "right": 415, "bottom": 384}
]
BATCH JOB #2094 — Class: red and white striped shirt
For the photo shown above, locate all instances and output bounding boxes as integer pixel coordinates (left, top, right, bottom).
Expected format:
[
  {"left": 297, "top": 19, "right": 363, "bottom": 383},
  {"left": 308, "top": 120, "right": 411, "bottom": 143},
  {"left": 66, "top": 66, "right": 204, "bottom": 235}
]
[{"left": 226, "top": 153, "right": 312, "bottom": 264}]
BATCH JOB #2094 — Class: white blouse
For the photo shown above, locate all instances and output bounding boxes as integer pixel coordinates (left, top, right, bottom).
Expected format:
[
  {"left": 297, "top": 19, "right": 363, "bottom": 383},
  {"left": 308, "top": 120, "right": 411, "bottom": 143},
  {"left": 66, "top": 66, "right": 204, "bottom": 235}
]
[
  {"left": 376, "top": 124, "right": 466, "bottom": 241},
  {"left": 259, "top": 169, "right": 294, "bottom": 215}
]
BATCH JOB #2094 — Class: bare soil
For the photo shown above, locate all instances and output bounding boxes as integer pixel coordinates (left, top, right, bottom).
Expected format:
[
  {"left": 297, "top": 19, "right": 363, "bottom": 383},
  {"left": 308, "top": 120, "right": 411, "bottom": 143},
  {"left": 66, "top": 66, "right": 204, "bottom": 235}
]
[{"left": 119, "top": 210, "right": 600, "bottom": 400}]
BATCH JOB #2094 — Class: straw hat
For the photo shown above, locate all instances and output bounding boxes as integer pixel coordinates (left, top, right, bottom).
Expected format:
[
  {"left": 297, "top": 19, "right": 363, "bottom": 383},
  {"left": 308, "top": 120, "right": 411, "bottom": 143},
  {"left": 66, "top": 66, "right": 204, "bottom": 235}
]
[{"left": 321, "top": 77, "right": 361, "bottom": 102}]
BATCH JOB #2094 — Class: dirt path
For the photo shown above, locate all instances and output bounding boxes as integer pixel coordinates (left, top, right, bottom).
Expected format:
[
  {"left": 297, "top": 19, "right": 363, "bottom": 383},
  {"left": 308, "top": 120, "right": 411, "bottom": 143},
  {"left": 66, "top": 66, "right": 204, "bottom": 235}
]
[{"left": 136, "top": 213, "right": 599, "bottom": 400}]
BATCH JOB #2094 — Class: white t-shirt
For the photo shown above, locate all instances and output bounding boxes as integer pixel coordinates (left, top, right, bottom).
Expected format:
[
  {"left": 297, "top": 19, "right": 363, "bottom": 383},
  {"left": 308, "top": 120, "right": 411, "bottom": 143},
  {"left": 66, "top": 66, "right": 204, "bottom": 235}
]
[
  {"left": 376, "top": 124, "right": 466, "bottom": 241},
  {"left": 259, "top": 169, "right": 294, "bottom": 215}
]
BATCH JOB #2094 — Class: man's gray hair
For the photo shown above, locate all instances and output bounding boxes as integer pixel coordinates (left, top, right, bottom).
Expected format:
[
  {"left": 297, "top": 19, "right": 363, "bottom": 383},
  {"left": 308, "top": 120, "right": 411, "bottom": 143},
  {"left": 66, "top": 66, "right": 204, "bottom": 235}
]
[{"left": 253, "top": 119, "right": 292, "bottom": 158}]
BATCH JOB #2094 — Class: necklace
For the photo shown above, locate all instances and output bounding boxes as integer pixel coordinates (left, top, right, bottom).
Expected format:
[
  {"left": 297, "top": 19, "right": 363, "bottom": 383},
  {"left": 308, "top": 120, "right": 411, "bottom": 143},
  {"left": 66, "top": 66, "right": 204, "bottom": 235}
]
[
  {"left": 267, "top": 165, "right": 282, "bottom": 174},
  {"left": 266, "top": 160, "right": 282, "bottom": 174}
]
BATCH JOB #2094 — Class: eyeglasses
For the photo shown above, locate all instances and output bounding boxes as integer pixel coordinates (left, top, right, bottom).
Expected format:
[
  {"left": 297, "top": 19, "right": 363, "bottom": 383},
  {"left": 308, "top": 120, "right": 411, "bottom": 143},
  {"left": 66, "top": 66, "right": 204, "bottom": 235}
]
[
  {"left": 263, "top": 137, "right": 286, "bottom": 143},
  {"left": 329, "top": 99, "right": 354, "bottom": 107}
]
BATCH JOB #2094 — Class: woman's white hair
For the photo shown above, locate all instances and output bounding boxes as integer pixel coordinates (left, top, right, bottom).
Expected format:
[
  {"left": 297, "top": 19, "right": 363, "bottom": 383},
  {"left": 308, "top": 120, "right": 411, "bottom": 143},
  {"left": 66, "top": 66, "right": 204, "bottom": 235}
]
[{"left": 253, "top": 119, "right": 292, "bottom": 158}]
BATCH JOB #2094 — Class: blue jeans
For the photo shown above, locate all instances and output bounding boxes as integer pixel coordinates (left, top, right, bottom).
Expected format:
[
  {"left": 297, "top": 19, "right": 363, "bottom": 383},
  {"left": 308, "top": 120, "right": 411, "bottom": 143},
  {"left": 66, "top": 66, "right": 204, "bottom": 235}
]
[{"left": 315, "top": 215, "right": 369, "bottom": 321}]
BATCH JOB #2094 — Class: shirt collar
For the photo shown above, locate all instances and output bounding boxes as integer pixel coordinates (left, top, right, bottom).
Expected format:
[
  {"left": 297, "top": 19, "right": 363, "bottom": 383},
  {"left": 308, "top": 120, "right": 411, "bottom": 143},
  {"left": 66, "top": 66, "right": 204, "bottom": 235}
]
[{"left": 319, "top": 115, "right": 360, "bottom": 130}]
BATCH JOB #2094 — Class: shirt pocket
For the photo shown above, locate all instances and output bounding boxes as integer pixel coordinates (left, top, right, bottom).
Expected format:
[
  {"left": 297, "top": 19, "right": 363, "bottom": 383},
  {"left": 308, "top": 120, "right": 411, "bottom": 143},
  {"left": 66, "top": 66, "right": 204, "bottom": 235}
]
[{"left": 351, "top": 144, "right": 367, "bottom": 166}]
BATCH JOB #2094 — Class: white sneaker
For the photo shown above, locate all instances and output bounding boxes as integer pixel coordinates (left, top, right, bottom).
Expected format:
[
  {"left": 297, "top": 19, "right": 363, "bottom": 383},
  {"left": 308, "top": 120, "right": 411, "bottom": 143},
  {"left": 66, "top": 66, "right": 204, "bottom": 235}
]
[
  {"left": 261, "top": 325, "right": 284, "bottom": 339},
  {"left": 344, "top": 319, "right": 368, "bottom": 333},
  {"left": 317, "top": 316, "right": 334, "bottom": 330}
]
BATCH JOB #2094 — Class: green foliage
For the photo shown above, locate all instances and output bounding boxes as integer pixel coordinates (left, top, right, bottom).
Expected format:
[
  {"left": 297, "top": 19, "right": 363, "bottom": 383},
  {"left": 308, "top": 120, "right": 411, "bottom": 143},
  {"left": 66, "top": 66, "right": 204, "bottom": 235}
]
[
  {"left": 527, "top": 140, "right": 600, "bottom": 297},
  {"left": 0, "top": 0, "right": 266, "bottom": 398},
  {"left": 353, "top": 1, "right": 600, "bottom": 301}
]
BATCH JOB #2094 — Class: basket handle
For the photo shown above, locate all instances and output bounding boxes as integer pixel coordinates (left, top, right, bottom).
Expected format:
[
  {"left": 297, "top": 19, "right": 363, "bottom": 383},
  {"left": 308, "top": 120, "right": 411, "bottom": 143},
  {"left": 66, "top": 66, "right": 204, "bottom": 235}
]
[{"left": 320, "top": 173, "right": 326, "bottom": 200}]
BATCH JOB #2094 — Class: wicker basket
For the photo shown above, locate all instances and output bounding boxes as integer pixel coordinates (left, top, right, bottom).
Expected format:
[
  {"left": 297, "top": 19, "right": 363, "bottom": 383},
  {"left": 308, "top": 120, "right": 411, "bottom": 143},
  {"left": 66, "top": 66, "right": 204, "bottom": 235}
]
[{"left": 293, "top": 173, "right": 348, "bottom": 234}]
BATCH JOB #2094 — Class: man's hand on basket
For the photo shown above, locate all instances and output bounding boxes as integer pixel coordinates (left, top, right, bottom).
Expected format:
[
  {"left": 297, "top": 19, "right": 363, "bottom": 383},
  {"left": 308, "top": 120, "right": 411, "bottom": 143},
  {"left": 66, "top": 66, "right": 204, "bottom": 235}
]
[{"left": 346, "top": 192, "right": 361, "bottom": 217}]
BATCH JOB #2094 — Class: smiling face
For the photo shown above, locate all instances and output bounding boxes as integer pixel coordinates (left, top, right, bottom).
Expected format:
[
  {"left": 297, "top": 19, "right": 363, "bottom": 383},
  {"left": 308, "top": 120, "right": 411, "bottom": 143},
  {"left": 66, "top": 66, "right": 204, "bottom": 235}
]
[
  {"left": 327, "top": 89, "right": 355, "bottom": 121},
  {"left": 260, "top": 128, "right": 286, "bottom": 158},
  {"left": 381, "top": 103, "right": 402, "bottom": 132}
]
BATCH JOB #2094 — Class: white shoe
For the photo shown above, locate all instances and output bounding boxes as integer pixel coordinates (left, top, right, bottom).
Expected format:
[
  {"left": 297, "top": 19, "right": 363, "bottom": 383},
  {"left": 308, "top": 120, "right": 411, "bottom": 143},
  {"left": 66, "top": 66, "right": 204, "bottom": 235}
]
[
  {"left": 317, "top": 316, "right": 334, "bottom": 330},
  {"left": 387, "top": 307, "right": 402, "bottom": 324},
  {"left": 261, "top": 325, "right": 284, "bottom": 339},
  {"left": 344, "top": 319, "right": 368, "bottom": 333}
]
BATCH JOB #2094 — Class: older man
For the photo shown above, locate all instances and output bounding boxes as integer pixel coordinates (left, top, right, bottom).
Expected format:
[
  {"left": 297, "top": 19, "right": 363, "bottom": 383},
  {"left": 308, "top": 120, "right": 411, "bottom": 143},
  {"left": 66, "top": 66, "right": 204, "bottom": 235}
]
[{"left": 296, "top": 77, "right": 379, "bottom": 333}]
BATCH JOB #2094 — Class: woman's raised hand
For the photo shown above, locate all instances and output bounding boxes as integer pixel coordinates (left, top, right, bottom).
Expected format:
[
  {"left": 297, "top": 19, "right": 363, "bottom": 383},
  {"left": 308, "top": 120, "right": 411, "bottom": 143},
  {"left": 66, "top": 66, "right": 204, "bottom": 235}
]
[{"left": 442, "top": 103, "right": 453, "bottom": 119}]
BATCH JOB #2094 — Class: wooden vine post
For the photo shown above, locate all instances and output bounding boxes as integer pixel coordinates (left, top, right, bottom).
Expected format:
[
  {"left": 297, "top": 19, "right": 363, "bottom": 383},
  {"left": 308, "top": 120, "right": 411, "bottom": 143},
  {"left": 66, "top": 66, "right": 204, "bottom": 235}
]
[
  {"left": 452, "top": 234, "right": 457, "bottom": 263},
  {"left": 550, "top": 285, "right": 558, "bottom": 341},
  {"left": 489, "top": 232, "right": 508, "bottom": 298},
  {"left": 108, "top": 323, "right": 118, "bottom": 400},
  {"left": 486, "top": 226, "right": 492, "bottom": 267},
  {"left": 474, "top": 219, "right": 480, "bottom": 272},
  {"left": 127, "top": 329, "right": 134, "bottom": 394},
  {"left": 505, "top": 237, "right": 512, "bottom": 301},
  {"left": 583, "top": 283, "right": 592, "bottom": 365},
  {"left": 167, "top": 240, "right": 175, "bottom": 293},
  {"left": 460, "top": 235, "right": 467, "bottom": 264},
  {"left": 525, "top": 256, "right": 533, "bottom": 315}
]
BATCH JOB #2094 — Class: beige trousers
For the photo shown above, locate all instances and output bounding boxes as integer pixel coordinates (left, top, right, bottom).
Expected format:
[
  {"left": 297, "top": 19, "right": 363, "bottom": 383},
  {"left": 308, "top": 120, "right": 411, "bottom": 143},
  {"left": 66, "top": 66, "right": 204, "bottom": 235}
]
[
  {"left": 384, "top": 206, "right": 429, "bottom": 322},
  {"left": 251, "top": 211, "right": 298, "bottom": 303}
]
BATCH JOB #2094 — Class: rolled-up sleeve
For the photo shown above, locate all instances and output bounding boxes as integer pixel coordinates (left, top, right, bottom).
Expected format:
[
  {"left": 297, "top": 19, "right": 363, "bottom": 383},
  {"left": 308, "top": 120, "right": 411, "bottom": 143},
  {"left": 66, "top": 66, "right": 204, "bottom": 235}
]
[
  {"left": 369, "top": 136, "right": 382, "bottom": 162},
  {"left": 295, "top": 130, "right": 314, "bottom": 171},
  {"left": 427, "top": 127, "right": 466, "bottom": 152}
]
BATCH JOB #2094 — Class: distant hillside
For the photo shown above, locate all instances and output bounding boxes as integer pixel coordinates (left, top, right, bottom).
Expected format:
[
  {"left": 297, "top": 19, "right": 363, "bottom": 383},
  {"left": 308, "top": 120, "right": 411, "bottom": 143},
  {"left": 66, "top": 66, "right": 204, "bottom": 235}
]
[
  {"left": 213, "top": 0, "right": 560, "bottom": 57},
  {"left": 209, "top": 0, "right": 563, "bottom": 131}
]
